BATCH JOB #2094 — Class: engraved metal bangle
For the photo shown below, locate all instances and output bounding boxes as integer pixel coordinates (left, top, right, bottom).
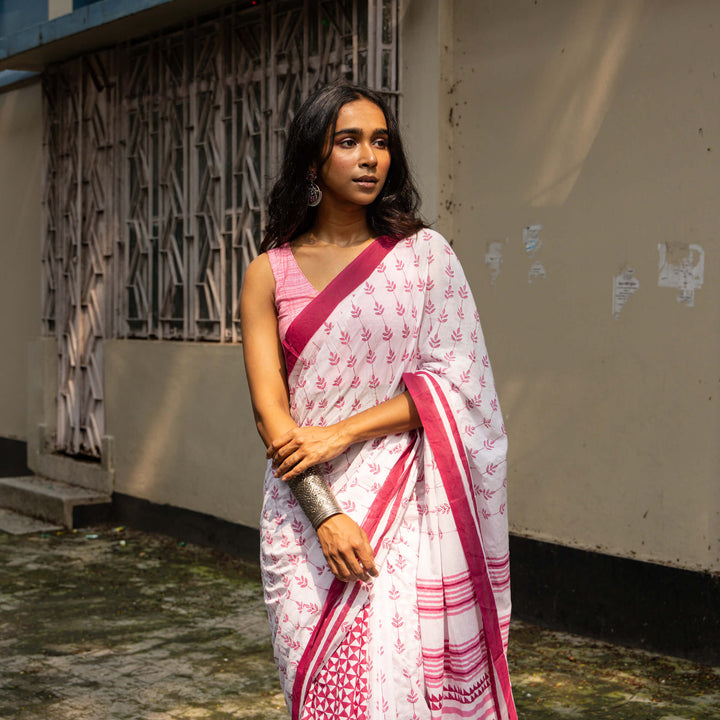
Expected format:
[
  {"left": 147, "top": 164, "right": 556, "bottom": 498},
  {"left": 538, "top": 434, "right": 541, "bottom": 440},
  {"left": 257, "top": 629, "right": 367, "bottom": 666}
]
[{"left": 286, "top": 466, "right": 342, "bottom": 530}]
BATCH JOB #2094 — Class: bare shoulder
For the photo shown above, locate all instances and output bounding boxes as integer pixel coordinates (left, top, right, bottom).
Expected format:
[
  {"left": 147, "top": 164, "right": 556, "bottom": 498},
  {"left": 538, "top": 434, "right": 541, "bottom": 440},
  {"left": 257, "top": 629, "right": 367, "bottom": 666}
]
[{"left": 243, "top": 253, "right": 274, "bottom": 290}]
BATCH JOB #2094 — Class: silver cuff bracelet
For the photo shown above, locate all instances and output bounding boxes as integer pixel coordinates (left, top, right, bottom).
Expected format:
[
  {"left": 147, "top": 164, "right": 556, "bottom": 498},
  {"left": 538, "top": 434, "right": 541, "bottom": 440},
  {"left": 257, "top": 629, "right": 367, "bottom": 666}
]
[{"left": 287, "top": 466, "right": 343, "bottom": 530}]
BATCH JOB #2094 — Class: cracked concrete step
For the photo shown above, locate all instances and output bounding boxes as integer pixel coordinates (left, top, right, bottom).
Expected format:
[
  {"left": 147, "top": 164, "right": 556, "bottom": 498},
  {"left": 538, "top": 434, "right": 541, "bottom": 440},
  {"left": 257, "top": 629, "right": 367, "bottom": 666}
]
[
  {"left": 0, "top": 507, "right": 62, "bottom": 535},
  {"left": 0, "top": 476, "right": 111, "bottom": 529}
]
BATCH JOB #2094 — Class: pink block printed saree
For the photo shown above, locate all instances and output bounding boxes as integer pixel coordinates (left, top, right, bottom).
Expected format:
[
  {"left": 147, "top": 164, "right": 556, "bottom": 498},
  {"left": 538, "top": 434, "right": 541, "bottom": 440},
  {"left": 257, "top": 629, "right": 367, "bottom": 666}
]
[{"left": 260, "top": 229, "right": 516, "bottom": 720}]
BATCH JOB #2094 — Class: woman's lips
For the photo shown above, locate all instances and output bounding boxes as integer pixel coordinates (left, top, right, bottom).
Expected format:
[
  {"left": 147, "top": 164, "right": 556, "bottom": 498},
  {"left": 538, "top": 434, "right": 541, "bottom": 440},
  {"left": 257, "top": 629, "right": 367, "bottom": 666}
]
[{"left": 353, "top": 176, "right": 378, "bottom": 189}]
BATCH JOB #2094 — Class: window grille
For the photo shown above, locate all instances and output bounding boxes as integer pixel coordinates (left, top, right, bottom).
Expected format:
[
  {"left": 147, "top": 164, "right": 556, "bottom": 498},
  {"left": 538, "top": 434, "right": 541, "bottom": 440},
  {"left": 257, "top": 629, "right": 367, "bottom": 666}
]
[{"left": 41, "top": 0, "right": 398, "bottom": 456}]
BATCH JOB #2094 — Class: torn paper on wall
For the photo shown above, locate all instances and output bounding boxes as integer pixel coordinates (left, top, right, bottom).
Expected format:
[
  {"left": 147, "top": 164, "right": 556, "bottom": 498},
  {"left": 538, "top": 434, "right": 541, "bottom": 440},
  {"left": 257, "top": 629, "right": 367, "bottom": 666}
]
[
  {"left": 657, "top": 243, "right": 704, "bottom": 307},
  {"left": 523, "top": 224, "right": 543, "bottom": 256},
  {"left": 528, "top": 260, "right": 546, "bottom": 283},
  {"left": 613, "top": 268, "right": 639, "bottom": 318},
  {"left": 484, "top": 240, "right": 506, "bottom": 285}
]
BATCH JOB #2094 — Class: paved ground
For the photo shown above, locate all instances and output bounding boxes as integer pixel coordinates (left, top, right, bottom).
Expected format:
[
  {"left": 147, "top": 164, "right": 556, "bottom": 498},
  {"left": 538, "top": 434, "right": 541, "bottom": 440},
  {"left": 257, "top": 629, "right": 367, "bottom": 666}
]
[{"left": 0, "top": 524, "right": 718, "bottom": 720}]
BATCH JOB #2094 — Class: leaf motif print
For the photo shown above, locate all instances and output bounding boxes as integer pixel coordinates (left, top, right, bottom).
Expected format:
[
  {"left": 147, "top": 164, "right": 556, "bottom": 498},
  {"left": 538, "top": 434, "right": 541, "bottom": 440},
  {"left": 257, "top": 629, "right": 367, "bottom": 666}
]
[
  {"left": 444, "top": 350, "right": 456, "bottom": 363},
  {"left": 395, "top": 258, "right": 405, "bottom": 270},
  {"left": 351, "top": 376, "right": 361, "bottom": 388},
  {"left": 316, "top": 378, "right": 327, "bottom": 391},
  {"left": 394, "top": 638, "right": 406, "bottom": 654},
  {"left": 445, "top": 264, "right": 455, "bottom": 278},
  {"left": 366, "top": 349, "right": 377, "bottom": 363},
  {"left": 339, "top": 331, "right": 351, "bottom": 345},
  {"left": 458, "top": 284, "right": 469, "bottom": 299},
  {"left": 296, "top": 575, "right": 309, "bottom": 588},
  {"left": 392, "top": 612, "right": 404, "bottom": 629},
  {"left": 445, "top": 286, "right": 454, "bottom": 299},
  {"left": 437, "top": 309, "right": 448, "bottom": 323},
  {"left": 389, "top": 586, "right": 401, "bottom": 600},
  {"left": 347, "top": 354, "right": 357, "bottom": 368},
  {"left": 451, "top": 329, "right": 463, "bottom": 343},
  {"left": 485, "top": 462, "right": 498, "bottom": 476},
  {"left": 386, "top": 280, "right": 396, "bottom": 292},
  {"left": 426, "top": 278, "right": 435, "bottom": 291},
  {"left": 402, "top": 323, "right": 411, "bottom": 338},
  {"left": 407, "top": 690, "right": 420, "bottom": 704},
  {"left": 429, "top": 334, "right": 441, "bottom": 349},
  {"left": 396, "top": 301, "right": 405, "bottom": 316},
  {"left": 361, "top": 328, "right": 372, "bottom": 342},
  {"left": 417, "top": 278, "right": 426, "bottom": 292},
  {"left": 305, "top": 399, "right": 315, "bottom": 411},
  {"left": 490, "top": 398, "right": 498, "bottom": 411},
  {"left": 323, "top": 321, "right": 333, "bottom": 334},
  {"left": 369, "top": 375, "right": 380, "bottom": 389},
  {"left": 482, "top": 354, "right": 489, "bottom": 367},
  {"left": 333, "top": 376, "right": 343, "bottom": 387},
  {"left": 404, "top": 280, "right": 414, "bottom": 293},
  {"left": 364, "top": 282, "right": 375, "bottom": 295},
  {"left": 351, "top": 398, "right": 362, "bottom": 412},
  {"left": 377, "top": 262, "right": 386, "bottom": 272},
  {"left": 386, "top": 349, "right": 396, "bottom": 363},
  {"left": 351, "top": 304, "right": 362, "bottom": 318},
  {"left": 383, "top": 326, "right": 394, "bottom": 341},
  {"left": 374, "top": 301, "right": 385, "bottom": 315},
  {"left": 328, "top": 352, "right": 340, "bottom": 366}
]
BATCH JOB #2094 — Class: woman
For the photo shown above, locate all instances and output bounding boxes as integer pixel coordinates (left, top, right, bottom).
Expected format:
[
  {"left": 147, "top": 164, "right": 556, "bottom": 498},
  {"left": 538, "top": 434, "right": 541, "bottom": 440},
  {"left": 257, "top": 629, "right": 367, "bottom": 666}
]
[{"left": 240, "top": 83, "right": 516, "bottom": 720}]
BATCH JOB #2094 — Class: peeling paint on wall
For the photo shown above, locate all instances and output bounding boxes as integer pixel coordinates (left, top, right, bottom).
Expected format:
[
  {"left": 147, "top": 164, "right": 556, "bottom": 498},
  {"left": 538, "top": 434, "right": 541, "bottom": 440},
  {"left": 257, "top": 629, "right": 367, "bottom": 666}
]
[
  {"left": 523, "top": 224, "right": 543, "bottom": 256},
  {"left": 523, "top": 225, "right": 546, "bottom": 282},
  {"left": 613, "top": 268, "right": 639, "bottom": 318},
  {"left": 484, "top": 239, "right": 506, "bottom": 285},
  {"left": 657, "top": 243, "right": 704, "bottom": 307},
  {"left": 528, "top": 260, "right": 547, "bottom": 283}
]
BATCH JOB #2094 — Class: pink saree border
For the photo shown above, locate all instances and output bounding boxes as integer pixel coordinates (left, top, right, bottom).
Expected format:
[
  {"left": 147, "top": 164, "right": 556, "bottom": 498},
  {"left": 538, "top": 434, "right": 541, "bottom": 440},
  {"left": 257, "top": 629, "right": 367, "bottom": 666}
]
[
  {"left": 282, "top": 236, "right": 396, "bottom": 376},
  {"left": 403, "top": 370, "right": 517, "bottom": 720},
  {"left": 291, "top": 440, "right": 417, "bottom": 719}
]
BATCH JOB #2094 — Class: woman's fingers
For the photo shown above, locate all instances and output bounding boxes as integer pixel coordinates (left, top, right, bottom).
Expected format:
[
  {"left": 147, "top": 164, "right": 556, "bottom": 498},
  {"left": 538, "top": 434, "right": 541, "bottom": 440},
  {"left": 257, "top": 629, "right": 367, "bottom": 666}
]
[{"left": 317, "top": 515, "right": 377, "bottom": 582}]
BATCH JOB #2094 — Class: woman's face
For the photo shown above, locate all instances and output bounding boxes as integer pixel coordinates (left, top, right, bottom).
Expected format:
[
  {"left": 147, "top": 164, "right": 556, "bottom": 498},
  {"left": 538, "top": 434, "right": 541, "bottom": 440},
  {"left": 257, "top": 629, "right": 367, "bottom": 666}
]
[{"left": 317, "top": 98, "right": 391, "bottom": 209}]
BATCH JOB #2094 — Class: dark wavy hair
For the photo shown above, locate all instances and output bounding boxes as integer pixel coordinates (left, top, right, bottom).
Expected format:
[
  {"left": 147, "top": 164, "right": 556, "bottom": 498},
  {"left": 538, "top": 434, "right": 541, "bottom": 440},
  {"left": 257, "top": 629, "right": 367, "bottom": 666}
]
[{"left": 260, "top": 82, "right": 426, "bottom": 252}]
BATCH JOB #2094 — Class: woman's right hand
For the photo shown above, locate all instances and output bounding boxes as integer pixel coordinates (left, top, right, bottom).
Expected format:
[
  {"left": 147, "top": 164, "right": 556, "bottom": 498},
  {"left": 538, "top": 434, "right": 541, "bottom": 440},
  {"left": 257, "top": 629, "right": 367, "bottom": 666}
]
[{"left": 316, "top": 514, "right": 378, "bottom": 583}]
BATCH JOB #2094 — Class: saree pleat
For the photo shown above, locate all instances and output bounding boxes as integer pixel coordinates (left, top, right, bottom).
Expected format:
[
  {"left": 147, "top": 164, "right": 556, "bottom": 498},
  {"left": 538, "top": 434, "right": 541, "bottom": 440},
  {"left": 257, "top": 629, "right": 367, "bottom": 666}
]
[{"left": 261, "top": 230, "right": 516, "bottom": 719}]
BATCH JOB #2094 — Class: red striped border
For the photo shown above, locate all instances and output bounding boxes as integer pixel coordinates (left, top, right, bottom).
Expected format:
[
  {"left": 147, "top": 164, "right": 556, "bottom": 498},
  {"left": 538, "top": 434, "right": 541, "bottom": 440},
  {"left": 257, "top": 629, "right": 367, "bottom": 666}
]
[{"left": 403, "top": 370, "right": 517, "bottom": 720}]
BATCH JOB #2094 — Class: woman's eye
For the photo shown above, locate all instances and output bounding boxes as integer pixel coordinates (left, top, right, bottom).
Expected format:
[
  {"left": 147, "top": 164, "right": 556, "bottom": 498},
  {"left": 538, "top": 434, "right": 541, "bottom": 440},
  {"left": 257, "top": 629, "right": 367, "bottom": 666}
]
[
  {"left": 374, "top": 138, "right": 388, "bottom": 149},
  {"left": 339, "top": 138, "right": 356, "bottom": 148}
]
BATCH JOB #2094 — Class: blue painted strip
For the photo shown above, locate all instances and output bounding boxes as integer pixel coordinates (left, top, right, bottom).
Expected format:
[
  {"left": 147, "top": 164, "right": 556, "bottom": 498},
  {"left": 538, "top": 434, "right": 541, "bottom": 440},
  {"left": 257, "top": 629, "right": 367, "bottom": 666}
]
[
  {"left": 0, "top": 69, "right": 38, "bottom": 89},
  {"left": 0, "top": 0, "right": 175, "bottom": 62}
]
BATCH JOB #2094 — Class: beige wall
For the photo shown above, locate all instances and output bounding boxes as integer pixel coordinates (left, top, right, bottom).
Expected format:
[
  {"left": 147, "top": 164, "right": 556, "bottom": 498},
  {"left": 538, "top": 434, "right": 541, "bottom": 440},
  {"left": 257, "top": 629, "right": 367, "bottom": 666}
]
[
  {"left": 104, "top": 341, "right": 267, "bottom": 529},
  {"left": 0, "top": 82, "right": 42, "bottom": 441},
  {"left": 402, "top": 0, "right": 719, "bottom": 572}
]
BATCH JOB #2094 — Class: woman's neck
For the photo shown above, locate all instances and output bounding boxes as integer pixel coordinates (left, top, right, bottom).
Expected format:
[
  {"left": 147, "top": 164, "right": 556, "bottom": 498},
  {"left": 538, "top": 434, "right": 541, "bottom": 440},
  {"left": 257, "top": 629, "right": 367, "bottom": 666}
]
[{"left": 310, "top": 204, "right": 372, "bottom": 247}]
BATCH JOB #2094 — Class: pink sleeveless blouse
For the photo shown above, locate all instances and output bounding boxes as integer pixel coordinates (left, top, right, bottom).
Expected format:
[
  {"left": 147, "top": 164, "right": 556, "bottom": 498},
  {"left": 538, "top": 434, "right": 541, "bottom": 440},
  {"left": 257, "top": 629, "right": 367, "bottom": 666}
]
[{"left": 266, "top": 244, "right": 319, "bottom": 340}]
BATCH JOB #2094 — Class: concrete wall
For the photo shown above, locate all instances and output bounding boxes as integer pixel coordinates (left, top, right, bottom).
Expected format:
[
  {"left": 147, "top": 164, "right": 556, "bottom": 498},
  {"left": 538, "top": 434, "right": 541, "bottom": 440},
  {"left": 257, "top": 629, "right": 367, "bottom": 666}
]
[
  {"left": 104, "top": 341, "right": 266, "bottom": 529},
  {"left": 403, "top": 0, "right": 719, "bottom": 573},
  {"left": 0, "top": 82, "right": 42, "bottom": 441}
]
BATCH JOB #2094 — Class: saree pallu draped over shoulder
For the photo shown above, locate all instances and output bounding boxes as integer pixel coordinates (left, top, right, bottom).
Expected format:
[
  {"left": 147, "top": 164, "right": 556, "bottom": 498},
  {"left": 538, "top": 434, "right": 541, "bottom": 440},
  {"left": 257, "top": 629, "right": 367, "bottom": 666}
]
[{"left": 260, "top": 230, "right": 517, "bottom": 720}]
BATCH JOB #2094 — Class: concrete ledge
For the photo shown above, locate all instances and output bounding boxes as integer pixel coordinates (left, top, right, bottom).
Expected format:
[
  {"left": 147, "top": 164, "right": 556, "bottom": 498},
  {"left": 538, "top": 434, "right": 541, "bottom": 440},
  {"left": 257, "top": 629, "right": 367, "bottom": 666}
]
[
  {"left": 0, "top": 476, "right": 111, "bottom": 528},
  {"left": 0, "top": 507, "right": 62, "bottom": 535},
  {"left": 27, "top": 425, "right": 114, "bottom": 494}
]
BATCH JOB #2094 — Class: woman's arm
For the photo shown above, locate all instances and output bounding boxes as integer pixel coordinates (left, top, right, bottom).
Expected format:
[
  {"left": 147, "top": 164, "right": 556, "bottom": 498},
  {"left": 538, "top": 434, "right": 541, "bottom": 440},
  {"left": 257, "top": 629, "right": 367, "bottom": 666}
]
[
  {"left": 240, "top": 253, "right": 378, "bottom": 582},
  {"left": 240, "top": 254, "right": 298, "bottom": 446},
  {"left": 268, "top": 391, "right": 421, "bottom": 480}
]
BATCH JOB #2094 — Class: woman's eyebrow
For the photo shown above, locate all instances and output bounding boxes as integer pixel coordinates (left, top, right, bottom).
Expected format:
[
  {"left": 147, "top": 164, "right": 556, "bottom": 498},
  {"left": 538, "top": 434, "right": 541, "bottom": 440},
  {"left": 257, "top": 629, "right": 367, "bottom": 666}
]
[{"left": 333, "top": 127, "right": 389, "bottom": 136}]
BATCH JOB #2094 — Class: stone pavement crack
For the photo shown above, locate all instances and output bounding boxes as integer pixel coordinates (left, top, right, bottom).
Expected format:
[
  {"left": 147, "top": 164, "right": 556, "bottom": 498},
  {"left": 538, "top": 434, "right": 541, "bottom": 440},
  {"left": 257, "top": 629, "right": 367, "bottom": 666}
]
[{"left": 0, "top": 526, "right": 718, "bottom": 720}]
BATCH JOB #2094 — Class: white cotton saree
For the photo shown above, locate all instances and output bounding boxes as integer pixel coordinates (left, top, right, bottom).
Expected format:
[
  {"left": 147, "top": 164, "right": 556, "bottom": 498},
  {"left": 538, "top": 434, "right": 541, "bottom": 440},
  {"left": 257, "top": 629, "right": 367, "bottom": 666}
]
[{"left": 260, "top": 229, "right": 516, "bottom": 720}]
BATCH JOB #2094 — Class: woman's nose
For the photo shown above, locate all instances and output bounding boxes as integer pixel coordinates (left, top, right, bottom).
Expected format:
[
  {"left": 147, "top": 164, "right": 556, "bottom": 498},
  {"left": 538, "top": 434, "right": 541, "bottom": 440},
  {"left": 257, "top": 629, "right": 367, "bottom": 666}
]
[{"left": 359, "top": 144, "right": 377, "bottom": 167}]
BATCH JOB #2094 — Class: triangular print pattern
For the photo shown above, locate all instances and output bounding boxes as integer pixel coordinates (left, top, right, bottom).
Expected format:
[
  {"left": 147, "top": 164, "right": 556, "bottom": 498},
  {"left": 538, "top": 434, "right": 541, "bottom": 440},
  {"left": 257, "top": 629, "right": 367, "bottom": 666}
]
[{"left": 300, "top": 604, "right": 370, "bottom": 719}]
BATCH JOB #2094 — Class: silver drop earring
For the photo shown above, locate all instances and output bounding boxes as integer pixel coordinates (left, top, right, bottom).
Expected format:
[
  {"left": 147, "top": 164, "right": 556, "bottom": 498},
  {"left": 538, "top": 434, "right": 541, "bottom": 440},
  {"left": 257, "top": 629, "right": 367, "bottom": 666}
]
[{"left": 307, "top": 170, "right": 322, "bottom": 207}]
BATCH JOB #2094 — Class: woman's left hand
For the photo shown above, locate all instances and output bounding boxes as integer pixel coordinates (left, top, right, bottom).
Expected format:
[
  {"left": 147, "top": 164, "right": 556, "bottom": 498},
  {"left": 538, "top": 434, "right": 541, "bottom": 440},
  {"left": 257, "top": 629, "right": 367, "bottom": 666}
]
[{"left": 267, "top": 425, "right": 350, "bottom": 480}]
